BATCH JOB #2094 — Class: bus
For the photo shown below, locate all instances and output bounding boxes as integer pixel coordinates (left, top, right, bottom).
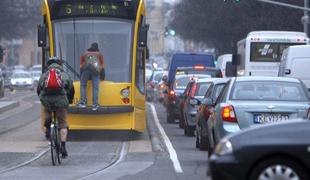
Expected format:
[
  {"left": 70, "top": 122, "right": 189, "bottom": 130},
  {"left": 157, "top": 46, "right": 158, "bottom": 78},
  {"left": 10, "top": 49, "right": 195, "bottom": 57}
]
[
  {"left": 235, "top": 31, "right": 308, "bottom": 77},
  {"left": 38, "top": 0, "right": 149, "bottom": 132}
]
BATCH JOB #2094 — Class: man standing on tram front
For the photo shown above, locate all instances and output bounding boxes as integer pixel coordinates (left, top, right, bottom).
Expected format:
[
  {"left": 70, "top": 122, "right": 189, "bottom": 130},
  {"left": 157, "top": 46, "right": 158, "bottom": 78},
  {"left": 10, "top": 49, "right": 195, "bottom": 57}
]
[{"left": 78, "top": 42, "right": 105, "bottom": 111}]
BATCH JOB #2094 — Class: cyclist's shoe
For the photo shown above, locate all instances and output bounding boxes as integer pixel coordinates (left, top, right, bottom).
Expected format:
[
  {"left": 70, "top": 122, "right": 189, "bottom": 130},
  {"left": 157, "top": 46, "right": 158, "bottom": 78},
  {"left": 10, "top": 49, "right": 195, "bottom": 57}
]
[
  {"left": 92, "top": 104, "right": 99, "bottom": 111},
  {"left": 61, "top": 146, "right": 68, "bottom": 159},
  {"left": 78, "top": 102, "right": 86, "bottom": 109}
]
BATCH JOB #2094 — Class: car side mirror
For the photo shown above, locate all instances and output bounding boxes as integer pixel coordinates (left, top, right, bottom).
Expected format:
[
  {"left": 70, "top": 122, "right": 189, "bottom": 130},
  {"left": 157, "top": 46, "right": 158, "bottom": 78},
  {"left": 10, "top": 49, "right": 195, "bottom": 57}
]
[
  {"left": 162, "top": 75, "right": 168, "bottom": 83},
  {"left": 190, "top": 99, "right": 201, "bottom": 106},
  {"left": 225, "top": 62, "right": 237, "bottom": 77},
  {"left": 232, "top": 54, "right": 240, "bottom": 66},
  {"left": 285, "top": 69, "right": 291, "bottom": 75},
  {"left": 138, "top": 24, "right": 149, "bottom": 47},
  {"left": 38, "top": 24, "right": 47, "bottom": 47}
]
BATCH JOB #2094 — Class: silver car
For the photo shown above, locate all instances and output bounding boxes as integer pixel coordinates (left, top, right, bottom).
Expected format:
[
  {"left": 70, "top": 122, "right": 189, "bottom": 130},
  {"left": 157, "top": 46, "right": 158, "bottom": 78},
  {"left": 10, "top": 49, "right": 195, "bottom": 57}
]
[{"left": 207, "top": 76, "right": 310, "bottom": 153}]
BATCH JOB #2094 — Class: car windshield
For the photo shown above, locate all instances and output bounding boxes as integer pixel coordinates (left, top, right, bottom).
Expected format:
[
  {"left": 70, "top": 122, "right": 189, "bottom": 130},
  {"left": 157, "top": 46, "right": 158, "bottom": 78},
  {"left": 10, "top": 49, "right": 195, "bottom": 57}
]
[
  {"left": 54, "top": 19, "right": 133, "bottom": 82},
  {"left": 174, "top": 77, "right": 190, "bottom": 90},
  {"left": 196, "top": 82, "right": 212, "bottom": 96},
  {"left": 231, "top": 81, "right": 309, "bottom": 101},
  {"left": 153, "top": 72, "right": 164, "bottom": 82}
]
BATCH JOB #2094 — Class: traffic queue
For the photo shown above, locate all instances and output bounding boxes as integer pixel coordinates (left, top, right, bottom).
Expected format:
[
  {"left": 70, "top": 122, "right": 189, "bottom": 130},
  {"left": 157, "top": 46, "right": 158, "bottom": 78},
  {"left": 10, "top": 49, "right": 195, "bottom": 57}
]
[{"left": 146, "top": 40, "right": 310, "bottom": 180}]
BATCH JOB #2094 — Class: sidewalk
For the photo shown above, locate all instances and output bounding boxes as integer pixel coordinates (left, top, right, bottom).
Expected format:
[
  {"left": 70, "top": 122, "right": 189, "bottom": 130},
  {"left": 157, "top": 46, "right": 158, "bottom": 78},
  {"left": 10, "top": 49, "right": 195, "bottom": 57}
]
[{"left": 0, "top": 101, "right": 19, "bottom": 113}]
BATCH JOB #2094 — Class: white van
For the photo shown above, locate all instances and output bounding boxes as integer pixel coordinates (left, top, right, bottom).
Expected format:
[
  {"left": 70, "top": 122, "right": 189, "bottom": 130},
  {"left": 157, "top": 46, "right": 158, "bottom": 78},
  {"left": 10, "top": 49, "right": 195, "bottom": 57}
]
[
  {"left": 217, "top": 54, "right": 232, "bottom": 77},
  {"left": 279, "top": 45, "right": 310, "bottom": 90}
]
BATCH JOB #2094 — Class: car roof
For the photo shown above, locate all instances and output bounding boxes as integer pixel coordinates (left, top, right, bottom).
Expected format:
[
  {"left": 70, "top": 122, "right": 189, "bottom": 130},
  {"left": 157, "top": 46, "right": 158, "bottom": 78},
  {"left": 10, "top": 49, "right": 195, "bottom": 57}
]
[
  {"left": 196, "top": 78, "right": 229, "bottom": 83},
  {"left": 175, "top": 74, "right": 212, "bottom": 79},
  {"left": 234, "top": 76, "right": 301, "bottom": 83}
]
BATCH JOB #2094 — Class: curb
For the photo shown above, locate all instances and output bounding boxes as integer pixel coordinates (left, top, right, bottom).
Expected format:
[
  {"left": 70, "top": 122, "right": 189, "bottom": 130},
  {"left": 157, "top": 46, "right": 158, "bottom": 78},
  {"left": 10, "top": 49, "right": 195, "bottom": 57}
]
[
  {"left": 0, "top": 101, "right": 20, "bottom": 113},
  {"left": 146, "top": 103, "right": 165, "bottom": 152}
]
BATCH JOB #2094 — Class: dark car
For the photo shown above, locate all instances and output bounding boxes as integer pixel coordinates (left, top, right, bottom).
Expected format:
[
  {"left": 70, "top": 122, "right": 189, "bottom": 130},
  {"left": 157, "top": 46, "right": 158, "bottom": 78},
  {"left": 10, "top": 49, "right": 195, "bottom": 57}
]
[
  {"left": 167, "top": 53, "right": 216, "bottom": 85},
  {"left": 195, "top": 78, "right": 229, "bottom": 150},
  {"left": 181, "top": 79, "right": 213, "bottom": 136},
  {"left": 209, "top": 120, "right": 310, "bottom": 180},
  {"left": 178, "top": 66, "right": 223, "bottom": 129},
  {"left": 165, "top": 74, "right": 211, "bottom": 123}
]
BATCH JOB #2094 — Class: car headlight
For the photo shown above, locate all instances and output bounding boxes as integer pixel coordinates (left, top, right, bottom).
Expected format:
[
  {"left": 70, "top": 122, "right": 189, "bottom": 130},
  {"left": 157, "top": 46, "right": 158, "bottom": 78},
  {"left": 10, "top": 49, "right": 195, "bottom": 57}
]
[{"left": 214, "top": 139, "right": 233, "bottom": 156}]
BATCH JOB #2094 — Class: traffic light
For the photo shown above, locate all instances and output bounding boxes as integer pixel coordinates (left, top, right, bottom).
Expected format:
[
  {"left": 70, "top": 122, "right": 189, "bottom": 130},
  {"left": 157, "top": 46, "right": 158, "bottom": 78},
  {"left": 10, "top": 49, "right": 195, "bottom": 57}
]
[{"left": 165, "top": 26, "right": 176, "bottom": 36}]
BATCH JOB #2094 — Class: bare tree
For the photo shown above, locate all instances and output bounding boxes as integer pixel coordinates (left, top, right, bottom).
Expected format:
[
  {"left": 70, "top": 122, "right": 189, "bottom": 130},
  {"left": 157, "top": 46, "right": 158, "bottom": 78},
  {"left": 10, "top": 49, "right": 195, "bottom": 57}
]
[
  {"left": 170, "top": 0, "right": 303, "bottom": 54},
  {"left": 0, "top": 0, "right": 41, "bottom": 40}
]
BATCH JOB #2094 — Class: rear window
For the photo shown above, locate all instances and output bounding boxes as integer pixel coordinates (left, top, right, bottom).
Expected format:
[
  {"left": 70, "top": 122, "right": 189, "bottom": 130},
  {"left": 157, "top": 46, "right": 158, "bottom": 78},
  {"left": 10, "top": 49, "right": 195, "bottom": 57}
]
[
  {"left": 154, "top": 73, "right": 163, "bottom": 82},
  {"left": 230, "top": 81, "right": 309, "bottom": 101},
  {"left": 177, "top": 69, "right": 222, "bottom": 77},
  {"left": 196, "top": 82, "right": 212, "bottom": 96},
  {"left": 174, "top": 77, "right": 190, "bottom": 89}
]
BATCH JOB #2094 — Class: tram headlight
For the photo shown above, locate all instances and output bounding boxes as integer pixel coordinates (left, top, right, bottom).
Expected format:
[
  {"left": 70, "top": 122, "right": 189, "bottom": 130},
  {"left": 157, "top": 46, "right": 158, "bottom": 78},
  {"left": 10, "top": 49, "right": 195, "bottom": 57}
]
[{"left": 121, "top": 88, "right": 130, "bottom": 98}]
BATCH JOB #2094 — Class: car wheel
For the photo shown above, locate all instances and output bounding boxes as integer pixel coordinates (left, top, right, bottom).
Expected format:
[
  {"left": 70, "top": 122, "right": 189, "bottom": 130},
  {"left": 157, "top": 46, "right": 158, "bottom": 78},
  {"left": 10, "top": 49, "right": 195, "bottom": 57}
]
[
  {"left": 207, "top": 128, "right": 214, "bottom": 157},
  {"left": 199, "top": 127, "right": 208, "bottom": 151},
  {"left": 195, "top": 135, "right": 199, "bottom": 148},
  {"left": 179, "top": 114, "right": 185, "bottom": 129},
  {"left": 166, "top": 112, "right": 175, "bottom": 123},
  {"left": 249, "top": 158, "right": 308, "bottom": 180}
]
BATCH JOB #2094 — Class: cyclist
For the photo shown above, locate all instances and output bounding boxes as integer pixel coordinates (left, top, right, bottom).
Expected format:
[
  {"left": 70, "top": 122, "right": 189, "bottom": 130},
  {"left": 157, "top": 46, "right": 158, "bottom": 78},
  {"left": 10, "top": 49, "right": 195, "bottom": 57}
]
[{"left": 37, "top": 57, "right": 74, "bottom": 158}]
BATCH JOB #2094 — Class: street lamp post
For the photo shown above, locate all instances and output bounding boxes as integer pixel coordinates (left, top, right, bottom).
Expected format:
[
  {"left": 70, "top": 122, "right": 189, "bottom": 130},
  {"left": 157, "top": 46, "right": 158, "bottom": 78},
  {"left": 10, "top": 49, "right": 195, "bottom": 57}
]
[{"left": 304, "top": 0, "right": 309, "bottom": 35}]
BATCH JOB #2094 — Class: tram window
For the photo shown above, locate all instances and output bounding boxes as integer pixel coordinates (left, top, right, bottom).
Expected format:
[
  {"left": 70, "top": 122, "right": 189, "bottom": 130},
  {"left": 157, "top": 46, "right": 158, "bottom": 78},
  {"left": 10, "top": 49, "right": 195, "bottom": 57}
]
[{"left": 54, "top": 19, "right": 133, "bottom": 82}]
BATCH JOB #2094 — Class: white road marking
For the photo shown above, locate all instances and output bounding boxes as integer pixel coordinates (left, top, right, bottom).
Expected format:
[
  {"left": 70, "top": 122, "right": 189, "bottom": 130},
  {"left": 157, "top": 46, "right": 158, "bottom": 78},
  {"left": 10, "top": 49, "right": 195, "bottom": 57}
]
[{"left": 149, "top": 103, "right": 183, "bottom": 173}]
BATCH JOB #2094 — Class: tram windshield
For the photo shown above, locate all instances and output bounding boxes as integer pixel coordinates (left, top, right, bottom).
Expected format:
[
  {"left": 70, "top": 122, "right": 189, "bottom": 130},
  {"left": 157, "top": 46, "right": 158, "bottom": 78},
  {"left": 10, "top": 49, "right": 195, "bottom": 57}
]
[{"left": 54, "top": 19, "right": 133, "bottom": 82}]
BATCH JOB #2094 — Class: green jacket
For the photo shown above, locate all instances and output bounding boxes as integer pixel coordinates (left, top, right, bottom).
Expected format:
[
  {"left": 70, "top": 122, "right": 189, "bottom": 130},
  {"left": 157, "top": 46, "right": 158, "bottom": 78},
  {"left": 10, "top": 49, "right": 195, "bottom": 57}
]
[{"left": 37, "top": 63, "right": 73, "bottom": 110}]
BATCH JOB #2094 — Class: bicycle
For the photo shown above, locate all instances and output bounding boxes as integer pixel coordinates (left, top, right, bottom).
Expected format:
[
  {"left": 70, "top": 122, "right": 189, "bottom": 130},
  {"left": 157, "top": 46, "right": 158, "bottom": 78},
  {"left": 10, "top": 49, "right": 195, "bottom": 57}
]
[{"left": 50, "top": 111, "right": 62, "bottom": 166}]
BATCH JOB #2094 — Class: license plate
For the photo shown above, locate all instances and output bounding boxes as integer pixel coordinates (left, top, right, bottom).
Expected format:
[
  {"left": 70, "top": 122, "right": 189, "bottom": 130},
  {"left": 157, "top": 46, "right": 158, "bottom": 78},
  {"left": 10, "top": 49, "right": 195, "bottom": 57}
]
[{"left": 254, "top": 114, "right": 289, "bottom": 124}]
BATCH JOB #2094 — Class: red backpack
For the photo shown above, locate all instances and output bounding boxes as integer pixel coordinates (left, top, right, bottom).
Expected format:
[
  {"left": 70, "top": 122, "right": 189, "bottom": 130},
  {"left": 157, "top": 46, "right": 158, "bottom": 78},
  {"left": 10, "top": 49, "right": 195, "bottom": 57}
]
[{"left": 44, "top": 68, "right": 63, "bottom": 94}]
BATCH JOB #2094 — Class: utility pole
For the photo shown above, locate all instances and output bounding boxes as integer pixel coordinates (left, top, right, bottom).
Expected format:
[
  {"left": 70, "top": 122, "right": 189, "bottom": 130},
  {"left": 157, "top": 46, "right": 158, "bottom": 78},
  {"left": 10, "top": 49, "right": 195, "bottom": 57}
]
[{"left": 304, "top": 0, "right": 309, "bottom": 35}]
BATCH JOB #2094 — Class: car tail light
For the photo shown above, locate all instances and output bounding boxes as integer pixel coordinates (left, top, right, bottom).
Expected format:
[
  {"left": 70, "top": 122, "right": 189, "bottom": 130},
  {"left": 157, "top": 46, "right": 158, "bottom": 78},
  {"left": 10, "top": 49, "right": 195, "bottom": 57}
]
[
  {"left": 190, "top": 83, "right": 198, "bottom": 98},
  {"left": 221, "top": 105, "right": 237, "bottom": 122},
  {"left": 169, "top": 90, "right": 176, "bottom": 100},
  {"left": 169, "top": 90, "right": 175, "bottom": 96},
  {"left": 194, "top": 65, "right": 205, "bottom": 70}
]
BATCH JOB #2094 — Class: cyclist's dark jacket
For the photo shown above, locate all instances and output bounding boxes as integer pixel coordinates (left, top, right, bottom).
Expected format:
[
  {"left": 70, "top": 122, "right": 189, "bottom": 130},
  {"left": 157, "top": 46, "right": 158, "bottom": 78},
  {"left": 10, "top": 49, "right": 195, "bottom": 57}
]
[{"left": 37, "top": 63, "right": 74, "bottom": 110}]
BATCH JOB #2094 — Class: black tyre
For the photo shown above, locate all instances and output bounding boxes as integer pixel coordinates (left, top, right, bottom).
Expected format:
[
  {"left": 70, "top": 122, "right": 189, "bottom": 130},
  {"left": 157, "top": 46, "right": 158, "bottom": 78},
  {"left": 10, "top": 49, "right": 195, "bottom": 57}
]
[
  {"left": 250, "top": 157, "right": 308, "bottom": 180},
  {"left": 166, "top": 112, "right": 175, "bottom": 123},
  {"left": 50, "top": 126, "right": 61, "bottom": 165},
  {"left": 199, "top": 127, "right": 208, "bottom": 151},
  {"left": 179, "top": 114, "right": 185, "bottom": 129},
  {"left": 207, "top": 128, "right": 214, "bottom": 157},
  {"left": 195, "top": 135, "right": 199, "bottom": 148},
  {"left": 50, "top": 127, "right": 57, "bottom": 166}
]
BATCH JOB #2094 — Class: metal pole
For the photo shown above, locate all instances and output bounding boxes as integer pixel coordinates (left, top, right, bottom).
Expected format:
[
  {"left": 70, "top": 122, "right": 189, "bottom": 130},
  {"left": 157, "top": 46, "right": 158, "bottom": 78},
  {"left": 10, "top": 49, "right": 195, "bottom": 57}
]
[
  {"left": 306, "top": 0, "right": 310, "bottom": 36},
  {"left": 257, "top": 0, "right": 310, "bottom": 12}
]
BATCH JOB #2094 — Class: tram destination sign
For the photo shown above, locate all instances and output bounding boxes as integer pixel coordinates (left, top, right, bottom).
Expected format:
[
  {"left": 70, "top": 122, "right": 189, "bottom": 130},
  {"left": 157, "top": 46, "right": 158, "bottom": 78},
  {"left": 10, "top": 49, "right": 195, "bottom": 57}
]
[{"left": 52, "top": 1, "right": 137, "bottom": 20}]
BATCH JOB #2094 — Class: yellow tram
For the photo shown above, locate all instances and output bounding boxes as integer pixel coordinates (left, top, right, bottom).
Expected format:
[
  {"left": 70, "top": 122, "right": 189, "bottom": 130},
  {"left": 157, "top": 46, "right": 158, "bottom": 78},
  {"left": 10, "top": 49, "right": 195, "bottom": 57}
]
[{"left": 38, "top": 0, "right": 148, "bottom": 132}]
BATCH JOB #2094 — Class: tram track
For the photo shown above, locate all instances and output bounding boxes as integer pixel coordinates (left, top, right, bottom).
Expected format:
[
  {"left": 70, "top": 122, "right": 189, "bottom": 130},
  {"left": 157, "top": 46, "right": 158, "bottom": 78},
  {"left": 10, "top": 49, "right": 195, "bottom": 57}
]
[{"left": 0, "top": 137, "right": 130, "bottom": 179}]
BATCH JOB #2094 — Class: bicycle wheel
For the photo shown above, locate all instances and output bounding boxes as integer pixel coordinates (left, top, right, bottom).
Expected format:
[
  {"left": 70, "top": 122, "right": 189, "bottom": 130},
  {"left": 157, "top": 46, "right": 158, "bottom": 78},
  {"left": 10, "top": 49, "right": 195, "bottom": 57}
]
[
  {"left": 50, "top": 125, "right": 57, "bottom": 166},
  {"left": 55, "top": 126, "right": 62, "bottom": 164}
]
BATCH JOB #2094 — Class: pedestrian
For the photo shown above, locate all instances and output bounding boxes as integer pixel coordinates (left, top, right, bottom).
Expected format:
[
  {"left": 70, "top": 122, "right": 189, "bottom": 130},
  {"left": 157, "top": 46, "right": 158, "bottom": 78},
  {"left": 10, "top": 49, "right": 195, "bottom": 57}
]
[{"left": 78, "top": 42, "right": 105, "bottom": 111}]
